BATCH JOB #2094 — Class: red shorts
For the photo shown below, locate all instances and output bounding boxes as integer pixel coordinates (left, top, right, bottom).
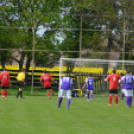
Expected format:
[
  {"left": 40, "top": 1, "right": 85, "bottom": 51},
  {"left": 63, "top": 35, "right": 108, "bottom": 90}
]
[{"left": 1, "top": 83, "right": 9, "bottom": 87}]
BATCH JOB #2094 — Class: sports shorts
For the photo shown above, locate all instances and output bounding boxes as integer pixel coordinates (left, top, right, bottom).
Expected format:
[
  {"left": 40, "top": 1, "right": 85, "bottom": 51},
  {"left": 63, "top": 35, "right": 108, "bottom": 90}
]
[
  {"left": 1, "top": 86, "right": 9, "bottom": 89},
  {"left": 109, "top": 89, "right": 118, "bottom": 94},
  {"left": 18, "top": 81, "right": 24, "bottom": 88},
  {"left": 44, "top": 87, "right": 51, "bottom": 89}
]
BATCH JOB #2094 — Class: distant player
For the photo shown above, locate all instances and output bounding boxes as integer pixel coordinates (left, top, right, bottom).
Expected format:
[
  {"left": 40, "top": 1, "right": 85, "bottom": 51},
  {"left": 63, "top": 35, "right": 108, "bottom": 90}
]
[
  {"left": 0, "top": 68, "right": 11, "bottom": 99},
  {"left": 58, "top": 74, "right": 73, "bottom": 109},
  {"left": 120, "top": 73, "right": 125, "bottom": 101},
  {"left": 121, "top": 70, "right": 134, "bottom": 107},
  {"left": 82, "top": 73, "right": 94, "bottom": 101},
  {"left": 40, "top": 70, "right": 57, "bottom": 99},
  {"left": 105, "top": 69, "right": 121, "bottom": 106},
  {"left": 16, "top": 69, "right": 25, "bottom": 98}
]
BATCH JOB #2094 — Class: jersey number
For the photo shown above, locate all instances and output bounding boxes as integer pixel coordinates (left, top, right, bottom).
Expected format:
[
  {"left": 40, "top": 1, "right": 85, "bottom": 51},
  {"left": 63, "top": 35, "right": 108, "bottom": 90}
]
[{"left": 3, "top": 75, "right": 7, "bottom": 79}]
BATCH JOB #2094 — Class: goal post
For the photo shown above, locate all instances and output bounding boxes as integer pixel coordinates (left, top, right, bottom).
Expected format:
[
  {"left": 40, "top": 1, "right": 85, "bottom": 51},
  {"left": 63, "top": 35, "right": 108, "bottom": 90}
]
[{"left": 59, "top": 58, "right": 134, "bottom": 96}]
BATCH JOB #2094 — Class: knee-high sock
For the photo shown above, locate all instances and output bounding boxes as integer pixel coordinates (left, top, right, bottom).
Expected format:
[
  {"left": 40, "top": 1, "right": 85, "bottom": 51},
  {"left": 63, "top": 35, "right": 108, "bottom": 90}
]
[
  {"left": 115, "top": 95, "right": 118, "bottom": 105},
  {"left": 126, "top": 96, "right": 129, "bottom": 106},
  {"left": 58, "top": 97, "right": 63, "bottom": 107},
  {"left": 87, "top": 92, "right": 89, "bottom": 99},
  {"left": 121, "top": 93, "right": 124, "bottom": 100},
  {"left": 90, "top": 94, "right": 93, "bottom": 99},
  {"left": 109, "top": 95, "right": 113, "bottom": 105},
  {"left": 47, "top": 91, "right": 51, "bottom": 98},
  {"left": 5, "top": 89, "right": 7, "bottom": 98},
  {"left": 16, "top": 91, "right": 21, "bottom": 97},
  {"left": 1, "top": 89, "right": 5, "bottom": 97},
  {"left": 20, "top": 91, "right": 23, "bottom": 97},
  {"left": 127, "top": 96, "right": 133, "bottom": 107},
  {"left": 130, "top": 97, "right": 133, "bottom": 106},
  {"left": 67, "top": 98, "right": 71, "bottom": 108}
]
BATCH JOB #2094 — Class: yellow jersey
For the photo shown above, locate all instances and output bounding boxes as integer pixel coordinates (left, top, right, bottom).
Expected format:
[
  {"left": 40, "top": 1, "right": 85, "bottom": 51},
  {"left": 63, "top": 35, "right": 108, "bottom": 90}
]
[{"left": 16, "top": 72, "right": 25, "bottom": 81}]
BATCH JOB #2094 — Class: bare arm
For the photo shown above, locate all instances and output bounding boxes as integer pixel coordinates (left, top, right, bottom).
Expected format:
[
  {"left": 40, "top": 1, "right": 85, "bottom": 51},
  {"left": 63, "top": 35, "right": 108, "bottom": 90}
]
[{"left": 82, "top": 82, "right": 87, "bottom": 90}]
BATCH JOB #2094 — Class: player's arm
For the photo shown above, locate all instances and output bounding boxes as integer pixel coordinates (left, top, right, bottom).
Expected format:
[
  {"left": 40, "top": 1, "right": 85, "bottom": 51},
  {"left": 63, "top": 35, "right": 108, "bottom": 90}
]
[
  {"left": 82, "top": 82, "right": 87, "bottom": 90},
  {"left": 40, "top": 76, "right": 43, "bottom": 86},
  {"left": 51, "top": 76, "right": 57, "bottom": 83}
]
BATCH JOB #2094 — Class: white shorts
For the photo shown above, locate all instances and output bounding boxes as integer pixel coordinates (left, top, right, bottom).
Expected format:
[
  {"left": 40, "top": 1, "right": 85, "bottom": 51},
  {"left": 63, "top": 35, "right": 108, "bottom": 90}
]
[
  {"left": 87, "top": 89, "right": 93, "bottom": 94},
  {"left": 125, "top": 90, "right": 133, "bottom": 97},
  {"left": 59, "top": 89, "right": 71, "bottom": 99},
  {"left": 121, "top": 89, "right": 126, "bottom": 93}
]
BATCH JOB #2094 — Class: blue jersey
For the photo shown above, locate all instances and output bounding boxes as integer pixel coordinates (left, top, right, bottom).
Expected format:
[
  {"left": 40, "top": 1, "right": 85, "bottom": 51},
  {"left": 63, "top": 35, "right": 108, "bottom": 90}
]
[
  {"left": 122, "top": 75, "right": 134, "bottom": 90},
  {"left": 60, "top": 76, "right": 72, "bottom": 90},
  {"left": 85, "top": 77, "right": 94, "bottom": 90}
]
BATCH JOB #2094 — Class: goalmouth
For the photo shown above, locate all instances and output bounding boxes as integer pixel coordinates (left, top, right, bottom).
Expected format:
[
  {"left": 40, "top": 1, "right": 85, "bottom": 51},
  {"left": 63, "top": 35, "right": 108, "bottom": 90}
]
[{"left": 59, "top": 58, "right": 134, "bottom": 95}]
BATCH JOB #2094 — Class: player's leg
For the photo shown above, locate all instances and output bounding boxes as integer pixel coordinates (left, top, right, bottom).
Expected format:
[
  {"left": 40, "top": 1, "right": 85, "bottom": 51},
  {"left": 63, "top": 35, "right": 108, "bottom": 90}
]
[
  {"left": 90, "top": 90, "right": 93, "bottom": 100},
  {"left": 16, "top": 82, "right": 24, "bottom": 98},
  {"left": 114, "top": 90, "right": 118, "bottom": 106},
  {"left": 120, "top": 89, "right": 125, "bottom": 100},
  {"left": 46, "top": 88, "right": 51, "bottom": 99},
  {"left": 58, "top": 89, "right": 64, "bottom": 108},
  {"left": 4, "top": 87, "right": 8, "bottom": 98},
  {"left": 87, "top": 90, "right": 89, "bottom": 101},
  {"left": 108, "top": 89, "right": 113, "bottom": 106},
  {"left": 1, "top": 86, "right": 5, "bottom": 99},
  {"left": 126, "top": 90, "right": 133, "bottom": 107},
  {"left": 66, "top": 90, "right": 71, "bottom": 109}
]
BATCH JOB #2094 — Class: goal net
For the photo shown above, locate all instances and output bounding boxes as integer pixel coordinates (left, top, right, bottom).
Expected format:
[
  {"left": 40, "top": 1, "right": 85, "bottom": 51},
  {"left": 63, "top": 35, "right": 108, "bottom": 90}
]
[{"left": 59, "top": 58, "right": 134, "bottom": 96}]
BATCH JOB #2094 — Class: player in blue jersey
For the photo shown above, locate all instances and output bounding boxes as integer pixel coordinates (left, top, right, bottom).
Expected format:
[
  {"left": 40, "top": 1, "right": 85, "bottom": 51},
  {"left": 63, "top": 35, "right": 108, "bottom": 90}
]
[
  {"left": 121, "top": 70, "right": 134, "bottom": 107},
  {"left": 120, "top": 73, "right": 125, "bottom": 101},
  {"left": 58, "top": 75, "right": 73, "bottom": 109},
  {"left": 82, "top": 73, "right": 94, "bottom": 101}
]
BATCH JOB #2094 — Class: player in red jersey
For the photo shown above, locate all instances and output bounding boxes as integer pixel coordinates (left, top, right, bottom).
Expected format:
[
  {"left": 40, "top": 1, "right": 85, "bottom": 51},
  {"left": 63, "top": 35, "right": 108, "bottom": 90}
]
[
  {"left": 0, "top": 68, "right": 11, "bottom": 99},
  {"left": 105, "top": 69, "right": 121, "bottom": 106},
  {"left": 40, "top": 70, "right": 57, "bottom": 99}
]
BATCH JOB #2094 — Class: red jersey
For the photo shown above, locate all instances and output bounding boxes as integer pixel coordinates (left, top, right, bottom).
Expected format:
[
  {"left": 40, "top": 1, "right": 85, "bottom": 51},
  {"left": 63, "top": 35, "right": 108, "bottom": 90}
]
[
  {"left": 0, "top": 71, "right": 11, "bottom": 87},
  {"left": 40, "top": 73, "right": 52, "bottom": 88},
  {"left": 107, "top": 73, "right": 121, "bottom": 89}
]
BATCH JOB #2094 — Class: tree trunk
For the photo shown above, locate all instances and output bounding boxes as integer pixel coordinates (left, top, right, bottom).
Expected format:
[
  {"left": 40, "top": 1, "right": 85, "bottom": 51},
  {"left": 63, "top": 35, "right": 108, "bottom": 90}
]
[
  {"left": 19, "top": 52, "right": 25, "bottom": 71},
  {"left": 25, "top": 55, "right": 32, "bottom": 85}
]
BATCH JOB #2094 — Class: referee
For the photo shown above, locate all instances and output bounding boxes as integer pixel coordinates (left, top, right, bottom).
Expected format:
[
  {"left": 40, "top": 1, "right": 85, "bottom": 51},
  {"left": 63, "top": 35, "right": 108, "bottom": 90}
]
[{"left": 16, "top": 69, "right": 25, "bottom": 98}]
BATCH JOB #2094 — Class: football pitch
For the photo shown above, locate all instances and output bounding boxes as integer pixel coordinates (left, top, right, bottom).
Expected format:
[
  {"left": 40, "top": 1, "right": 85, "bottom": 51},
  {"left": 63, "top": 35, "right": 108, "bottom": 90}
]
[{"left": 0, "top": 95, "right": 134, "bottom": 134}]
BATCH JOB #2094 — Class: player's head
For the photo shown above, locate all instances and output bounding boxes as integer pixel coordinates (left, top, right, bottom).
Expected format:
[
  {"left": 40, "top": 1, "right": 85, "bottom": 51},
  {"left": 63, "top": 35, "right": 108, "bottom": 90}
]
[
  {"left": 113, "top": 69, "right": 116, "bottom": 74},
  {"left": 3, "top": 68, "right": 6, "bottom": 71},
  {"left": 89, "top": 73, "right": 92, "bottom": 77},
  {"left": 126, "top": 70, "right": 130, "bottom": 74},
  {"left": 120, "top": 73, "right": 124, "bottom": 76},
  {"left": 21, "top": 69, "right": 25, "bottom": 72},
  {"left": 44, "top": 70, "right": 47, "bottom": 73}
]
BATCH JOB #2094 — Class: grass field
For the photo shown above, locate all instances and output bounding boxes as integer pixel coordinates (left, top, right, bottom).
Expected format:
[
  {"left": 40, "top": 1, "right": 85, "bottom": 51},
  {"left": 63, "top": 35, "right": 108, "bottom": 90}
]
[{"left": 0, "top": 95, "right": 134, "bottom": 134}]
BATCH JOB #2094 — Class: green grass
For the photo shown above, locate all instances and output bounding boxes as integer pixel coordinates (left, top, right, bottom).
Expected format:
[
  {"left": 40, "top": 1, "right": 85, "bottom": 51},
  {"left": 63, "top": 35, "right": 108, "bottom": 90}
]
[{"left": 0, "top": 95, "right": 134, "bottom": 134}]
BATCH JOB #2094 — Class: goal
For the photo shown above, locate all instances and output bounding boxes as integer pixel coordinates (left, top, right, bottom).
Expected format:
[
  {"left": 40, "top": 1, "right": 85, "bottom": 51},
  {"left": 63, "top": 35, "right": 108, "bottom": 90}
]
[{"left": 59, "top": 58, "right": 134, "bottom": 94}]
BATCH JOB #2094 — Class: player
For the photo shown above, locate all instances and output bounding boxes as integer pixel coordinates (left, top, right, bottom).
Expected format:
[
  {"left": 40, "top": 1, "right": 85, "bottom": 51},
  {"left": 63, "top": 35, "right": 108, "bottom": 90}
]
[
  {"left": 120, "top": 73, "right": 125, "bottom": 101},
  {"left": 121, "top": 70, "right": 134, "bottom": 107},
  {"left": 16, "top": 69, "right": 25, "bottom": 98},
  {"left": 40, "top": 70, "right": 57, "bottom": 99},
  {"left": 82, "top": 73, "right": 94, "bottom": 101},
  {"left": 58, "top": 74, "right": 73, "bottom": 109},
  {"left": 0, "top": 68, "right": 11, "bottom": 99},
  {"left": 105, "top": 69, "right": 121, "bottom": 106}
]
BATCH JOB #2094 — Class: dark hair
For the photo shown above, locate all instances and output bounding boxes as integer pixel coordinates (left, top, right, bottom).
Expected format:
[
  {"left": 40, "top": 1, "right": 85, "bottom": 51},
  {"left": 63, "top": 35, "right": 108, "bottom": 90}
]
[
  {"left": 126, "top": 70, "right": 130, "bottom": 74},
  {"left": 113, "top": 69, "right": 116, "bottom": 73},
  {"left": 21, "top": 69, "right": 25, "bottom": 72},
  {"left": 3, "top": 68, "right": 6, "bottom": 71},
  {"left": 120, "top": 73, "right": 124, "bottom": 76},
  {"left": 89, "top": 73, "right": 92, "bottom": 77},
  {"left": 44, "top": 70, "right": 47, "bottom": 73}
]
